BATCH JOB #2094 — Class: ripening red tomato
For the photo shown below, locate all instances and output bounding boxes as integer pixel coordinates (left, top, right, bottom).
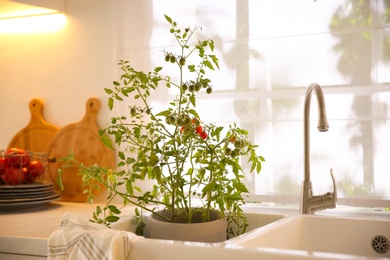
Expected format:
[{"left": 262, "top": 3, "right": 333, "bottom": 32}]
[
  {"left": 5, "top": 148, "right": 30, "bottom": 167},
  {"left": 27, "top": 160, "right": 44, "bottom": 177},
  {"left": 195, "top": 126, "right": 203, "bottom": 134},
  {"left": 199, "top": 131, "right": 208, "bottom": 140},
  {"left": 2, "top": 167, "right": 25, "bottom": 185}
]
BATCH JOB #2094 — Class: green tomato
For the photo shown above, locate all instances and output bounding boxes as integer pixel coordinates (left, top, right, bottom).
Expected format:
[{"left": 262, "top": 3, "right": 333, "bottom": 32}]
[
  {"left": 234, "top": 139, "right": 244, "bottom": 149},
  {"left": 168, "top": 115, "right": 176, "bottom": 124},
  {"left": 194, "top": 82, "right": 201, "bottom": 92},
  {"left": 182, "top": 127, "right": 191, "bottom": 136},
  {"left": 181, "top": 83, "right": 188, "bottom": 91},
  {"left": 224, "top": 147, "right": 232, "bottom": 156},
  {"left": 179, "top": 57, "right": 186, "bottom": 66}
]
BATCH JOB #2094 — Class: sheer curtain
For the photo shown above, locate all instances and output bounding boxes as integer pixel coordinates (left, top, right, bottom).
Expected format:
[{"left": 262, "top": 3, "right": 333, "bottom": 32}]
[{"left": 117, "top": 0, "right": 390, "bottom": 208}]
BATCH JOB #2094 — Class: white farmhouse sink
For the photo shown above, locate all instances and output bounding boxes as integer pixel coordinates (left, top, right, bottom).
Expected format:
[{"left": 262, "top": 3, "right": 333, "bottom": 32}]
[
  {"left": 229, "top": 214, "right": 390, "bottom": 258},
  {"left": 228, "top": 211, "right": 286, "bottom": 237},
  {"left": 112, "top": 210, "right": 286, "bottom": 239}
]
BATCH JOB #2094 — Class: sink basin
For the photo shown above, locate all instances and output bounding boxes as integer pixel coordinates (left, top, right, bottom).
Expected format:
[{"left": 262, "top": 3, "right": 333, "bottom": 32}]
[
  {"left": 112, "top": 211, "right": 286, "bottom": 239},
  {"left": 230, "top": 214, "right": 390, "bottom": 258},
  {"left": 227, "top": 211, "right": 286, "bottom": 239}
]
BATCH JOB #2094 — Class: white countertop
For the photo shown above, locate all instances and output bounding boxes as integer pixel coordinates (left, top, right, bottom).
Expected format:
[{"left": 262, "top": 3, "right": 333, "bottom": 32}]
[{"left": 1, "top": 200, "right": 389, "bottom": 259}]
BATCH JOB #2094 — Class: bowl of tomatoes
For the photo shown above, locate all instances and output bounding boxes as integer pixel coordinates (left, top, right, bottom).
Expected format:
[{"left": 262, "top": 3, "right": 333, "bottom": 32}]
[{"left": 0, "top": 148, "right": 48, "bottom": 185}]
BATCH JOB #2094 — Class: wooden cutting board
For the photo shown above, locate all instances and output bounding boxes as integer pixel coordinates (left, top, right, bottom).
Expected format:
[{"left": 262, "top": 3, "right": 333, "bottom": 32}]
[
  {"left": 47, "top": 97, "right": 115, "bottom": 202},
  {"left": 8, "top": 98, "right": 59, "bottom": 153}
]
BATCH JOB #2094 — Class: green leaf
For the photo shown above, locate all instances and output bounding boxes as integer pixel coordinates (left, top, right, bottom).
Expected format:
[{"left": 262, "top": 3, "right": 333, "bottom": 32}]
[
  {"left": 118, "top": 151, "right": 125, "bottom": 160},
  {"left": 210, "top": 54, "right": 220, "bottom": 69},
  {"left": 154, "top": 67, "right": 163, "bottom": 72},
  {"left": 233, "top": 182, "right": 249, "bottom": 193},
  {"left": 189, "top": 94, "right": 196, "bottom": 107},
  {"left": 202, "top": 181, "right": 215, "bottom": 194},
  {"left": 99, "top": 131, "right": 114, "bottom": 149},
  {"left": 153, "top": 166, "right": 162, "bottom": 185},
  {"left": 139, "top": 73, "right": 149, "bottom": 84},
  {"left": 216, "top": 198, "right": 225, "bottom": 212},
  {"left": 108, "top": 97, "right": 114, "bottom": 110},
  {"left": 126, "top": 179, "right": 134, "bottom": 195},
  {"left": 256, "top": 161, "right": 262, "bottom": 173},
  {"left": 187, "top": 109, "right": 200, "bottom": 119},
  {"left": 211, "top": 126, "right": 223, "bottom": 137},
  {"left": 106, "top": 216, "right": 120, "bottom": 223},
  {"left": 209, "top": 40, "right": 215, "bottom": 52},
  {"left": 121, "top": 89, "right": 129, "bottom": 97},
  {"left": 164, "top": 14, "right": 172, "bottom": 24},
  {"left": 105, "top": 88, "right": 113, "bottom": 94},
  {"left": 114, "top": 94, "right": 123, "bottom": 101},
  {"left": 203, "top": 60, "right": 214, "bottom": 70},
  {"left": 108, "top": 205, "right": 121, "bottom": 214},
  {"left": 57, "top": 170, "right": 64, "bottom": 190},
  {"left": 155, "top": 110, "right": 171, "bottom": 117}
]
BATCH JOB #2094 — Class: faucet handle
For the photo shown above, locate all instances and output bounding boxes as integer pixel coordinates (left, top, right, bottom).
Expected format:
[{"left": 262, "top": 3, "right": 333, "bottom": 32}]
[
  {"left": 330, "top": 168, "right": 337, "bottom": 198},
  {"left": 323, "top": 168, "right": 337, "bottom": 209}
]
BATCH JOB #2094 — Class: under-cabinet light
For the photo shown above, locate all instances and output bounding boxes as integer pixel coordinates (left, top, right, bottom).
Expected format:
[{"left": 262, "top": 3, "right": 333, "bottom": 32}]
[{"left": 0, "top": 13, "right": 66, "bottom": 33}]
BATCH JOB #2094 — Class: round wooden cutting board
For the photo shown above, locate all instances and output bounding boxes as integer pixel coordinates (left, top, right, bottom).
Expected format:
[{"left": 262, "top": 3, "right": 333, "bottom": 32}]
[
  {"left": 8, "top": 98, "right": 59, "bottom": 153},
  {"left": 47, "top": 97, "right": 115, "bottom": 202}
]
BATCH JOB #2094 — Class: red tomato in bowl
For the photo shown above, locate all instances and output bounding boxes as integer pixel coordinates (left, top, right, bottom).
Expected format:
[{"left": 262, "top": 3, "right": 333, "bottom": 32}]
[
  {"left": 0, "top": 158, "right": 7, "bottom": 175},
  {"left": 1, "top": 167, "right": 25, "bottom": 185},
  {"left": 0, "top": 158, "right": 6, "bottom": 184},
  {"left": 24, "top": 167, "right": 36, "bottom": 184},
  {"left": 5, "top": 148, "right": 30, "bottom": 167},
  {"left": 26, "top": 160, "right": 44, "bottom": 177}
]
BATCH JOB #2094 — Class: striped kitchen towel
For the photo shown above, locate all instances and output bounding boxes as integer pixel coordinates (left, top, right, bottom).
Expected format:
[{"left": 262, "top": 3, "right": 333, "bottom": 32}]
[{"left": 48, "top": 212, "right": 143, "bottom": 260}]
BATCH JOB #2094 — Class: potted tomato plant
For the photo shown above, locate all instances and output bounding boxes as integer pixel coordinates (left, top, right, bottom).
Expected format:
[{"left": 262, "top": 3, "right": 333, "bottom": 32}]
[{"left": 59, "top": 14, "right": 265, "bottom": 242}]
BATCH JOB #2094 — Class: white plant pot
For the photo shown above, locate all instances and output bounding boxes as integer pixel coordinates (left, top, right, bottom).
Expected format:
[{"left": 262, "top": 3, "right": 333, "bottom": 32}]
[{"left": 148, "top": 209, "right": 227, "bottom": 243}]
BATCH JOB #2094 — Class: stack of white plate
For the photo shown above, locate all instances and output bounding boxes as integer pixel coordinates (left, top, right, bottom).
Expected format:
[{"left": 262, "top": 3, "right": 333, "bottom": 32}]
[{"left": 0, "top": 182, "right": 60, "bottom": 211}]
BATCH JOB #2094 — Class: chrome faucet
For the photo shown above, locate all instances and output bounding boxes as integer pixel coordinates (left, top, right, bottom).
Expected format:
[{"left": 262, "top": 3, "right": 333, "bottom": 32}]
[{"left": 300, "top": 83, "right": 337, "bottom": 214}]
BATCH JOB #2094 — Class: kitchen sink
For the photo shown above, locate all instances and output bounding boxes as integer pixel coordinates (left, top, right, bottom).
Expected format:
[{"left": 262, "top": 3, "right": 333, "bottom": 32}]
[
  {"left": 229, "top": 214, "right": 390, "bottom": 258},
  {"left": 112, "top": 210, "right": 287, "bottom": 239},
  {"left": 227, "top": 211, "right": 286, "bottom": 239}
]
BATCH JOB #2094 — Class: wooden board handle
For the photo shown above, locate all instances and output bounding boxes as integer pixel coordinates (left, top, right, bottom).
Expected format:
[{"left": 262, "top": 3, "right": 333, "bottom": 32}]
[
  {"left": 7, "top": 98, "right": 58, "bottom": 152},
  {"left": 79, "top": 97, "right": 101, "bottom": 127},
  {"left": 29, "top": 98, "right": 44, "bottom": 122}
]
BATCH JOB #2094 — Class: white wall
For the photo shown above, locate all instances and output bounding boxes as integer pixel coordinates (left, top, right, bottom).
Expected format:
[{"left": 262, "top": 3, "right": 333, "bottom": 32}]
[{"left": 0, "top": 0, "right": 117, "bottom": 149}]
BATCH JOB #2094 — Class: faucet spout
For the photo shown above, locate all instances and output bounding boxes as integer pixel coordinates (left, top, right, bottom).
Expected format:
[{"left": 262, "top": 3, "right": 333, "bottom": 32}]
[
  {"left": 304, "top": 83, "right": 329, "bottom": 183},
  {"left": 300, "top": 83, "right": 337, "bottom": 214}
]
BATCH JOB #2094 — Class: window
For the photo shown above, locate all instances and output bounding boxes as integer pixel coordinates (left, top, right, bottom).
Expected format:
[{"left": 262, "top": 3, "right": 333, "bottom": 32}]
[{"left": 119, "top": 0, "right": 390, "bottom": 208}]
